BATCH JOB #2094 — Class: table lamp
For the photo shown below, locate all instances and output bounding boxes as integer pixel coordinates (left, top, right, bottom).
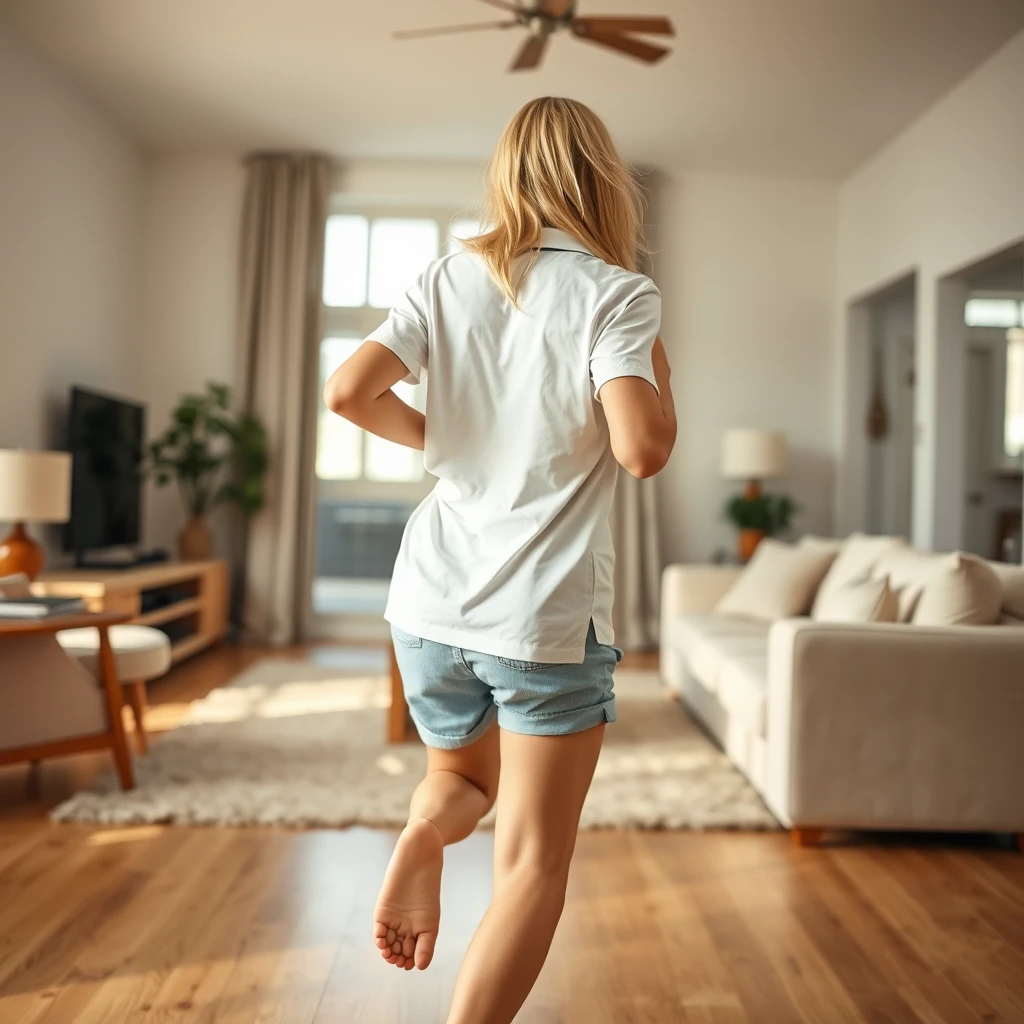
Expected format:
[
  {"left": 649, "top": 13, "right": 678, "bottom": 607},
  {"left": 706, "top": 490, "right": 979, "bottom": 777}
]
[
  {"left": 721, "top": 430, "right": 788, "bottom": 560},
  {"left": 0, "top": 450, "right": 72, "bottom": 581}
]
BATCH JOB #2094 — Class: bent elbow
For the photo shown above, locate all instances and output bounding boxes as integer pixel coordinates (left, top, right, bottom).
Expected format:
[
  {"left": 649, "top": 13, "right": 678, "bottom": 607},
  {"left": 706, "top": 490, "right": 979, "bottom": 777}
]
[
  {"left": 619, "top": 442, "right": 671, "bottom": 479},
  {"left": 323, "top": 378, "right": 358, "bottom": 418}
]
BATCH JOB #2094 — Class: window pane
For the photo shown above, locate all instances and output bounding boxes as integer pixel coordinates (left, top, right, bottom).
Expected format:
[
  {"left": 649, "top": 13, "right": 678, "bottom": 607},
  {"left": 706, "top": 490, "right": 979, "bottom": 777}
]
[
  {"left": 316, "top": 337, "right": 363, "bottom": 479},
  {"left": 1006, "top": 330, "right": 1024, "bottom": 458},
  {"left": 368, "top": 218, "right": 439, "bottom": 309},
  {"left": 365, "top": 434, "right": 425, "bottom": 483},
  {"left": 446, "top": 217, "right": 484, "bottom": 255},
  {"left": 323, "top": 216, "right": 369, "bottom": 307},
  {"left": 965, "top": 298, "right": 1020, "bottom": 328}
]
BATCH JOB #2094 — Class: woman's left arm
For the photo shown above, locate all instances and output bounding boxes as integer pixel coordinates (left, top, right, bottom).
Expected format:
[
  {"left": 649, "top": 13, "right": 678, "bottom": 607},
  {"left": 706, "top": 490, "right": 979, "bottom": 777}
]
[{"left": 323, "top": 341, "right": 425, "bottom": 451}]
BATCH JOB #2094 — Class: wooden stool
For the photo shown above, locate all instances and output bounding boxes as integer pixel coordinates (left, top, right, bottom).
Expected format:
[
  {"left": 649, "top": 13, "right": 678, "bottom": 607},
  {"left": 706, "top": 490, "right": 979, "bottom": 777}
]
[{"left": 57, "top": 624, "right": 172, "bottom": 754}]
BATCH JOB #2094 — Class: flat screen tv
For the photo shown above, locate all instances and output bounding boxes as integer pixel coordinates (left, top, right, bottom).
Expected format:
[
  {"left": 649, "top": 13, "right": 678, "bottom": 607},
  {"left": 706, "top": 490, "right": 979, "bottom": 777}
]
[{"left": 65, "top": 387, "right": 145, "bottom": 561}]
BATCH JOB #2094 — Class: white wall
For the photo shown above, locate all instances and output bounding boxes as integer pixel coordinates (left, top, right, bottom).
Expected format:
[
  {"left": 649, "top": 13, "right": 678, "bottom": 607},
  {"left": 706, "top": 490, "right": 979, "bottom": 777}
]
[
  {"left": 651, "top": 171, "right": 839, "bottom": 563},
  {"left": 837, "top": 28, "right": 1024, "bottom": 551},
  {"left": 0, "top": 20, "right": 145, "bottom": 557},
  {"left": 137, "top": 154, "right": 247, "bottom": 555}
]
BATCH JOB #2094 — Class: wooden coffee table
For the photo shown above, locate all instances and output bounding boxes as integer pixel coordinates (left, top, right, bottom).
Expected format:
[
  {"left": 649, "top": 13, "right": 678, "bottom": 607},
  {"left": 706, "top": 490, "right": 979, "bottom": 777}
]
[
  {"left": 0, "top": 611, "right": 136, "bottom": 788},
  {"left": 387, "top": 644, "right": 418, "bottom": 743}
]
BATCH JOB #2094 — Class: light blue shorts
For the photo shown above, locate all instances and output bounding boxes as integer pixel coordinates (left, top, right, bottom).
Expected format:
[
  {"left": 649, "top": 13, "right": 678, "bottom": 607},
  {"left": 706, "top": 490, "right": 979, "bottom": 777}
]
[{"left": 391, "top": 620, "right": 622, "bottom": 749}]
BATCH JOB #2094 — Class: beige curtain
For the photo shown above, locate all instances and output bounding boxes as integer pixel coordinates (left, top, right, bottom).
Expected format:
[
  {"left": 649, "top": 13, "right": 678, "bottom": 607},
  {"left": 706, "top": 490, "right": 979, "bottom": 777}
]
[
  {"left": 236, "top": 154, "right": 329, "bottom": 645},
  {"left": 611, "top": 473, "right": 662, "bottom": 649}
]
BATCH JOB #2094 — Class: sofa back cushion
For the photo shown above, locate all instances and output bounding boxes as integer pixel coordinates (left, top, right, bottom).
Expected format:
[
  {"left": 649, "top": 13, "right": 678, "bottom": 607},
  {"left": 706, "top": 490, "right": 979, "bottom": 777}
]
[
  {"left": 716, "top": 539, "right": 836, "bottom": 622},
  {"left": 986, "top": 561, "right": 1024, "bottom": 619},
  {"left": 912, "top": 553, "right": 1003, "bottom": 627},
  {"left": 811, "top": 533, "right": 905, "bottom": 617},
  {"left": 871, "top": 546, "right": 947, "bottom": 622},
  {"left": 813, "top": 576, "right": 899, "bottom": 624}
]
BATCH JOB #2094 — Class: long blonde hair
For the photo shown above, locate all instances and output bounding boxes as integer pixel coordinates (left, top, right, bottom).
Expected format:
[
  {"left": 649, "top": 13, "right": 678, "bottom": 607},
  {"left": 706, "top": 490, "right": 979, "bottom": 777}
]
[{"left": 462, "top": 97, "right": 646, "bottom": 304}]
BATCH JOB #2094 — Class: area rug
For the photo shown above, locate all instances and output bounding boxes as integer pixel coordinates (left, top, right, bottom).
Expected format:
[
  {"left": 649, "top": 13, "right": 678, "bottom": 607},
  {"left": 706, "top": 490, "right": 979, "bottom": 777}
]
[{"left": 51, "top": 658, "right": 778, "bottom": 831}]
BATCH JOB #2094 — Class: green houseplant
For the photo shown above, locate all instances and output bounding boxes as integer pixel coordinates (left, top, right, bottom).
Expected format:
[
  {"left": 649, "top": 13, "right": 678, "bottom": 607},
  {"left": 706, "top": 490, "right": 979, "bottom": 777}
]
[
  {"left": 724, "top": 493, "right": 794, "bottom": 562},
  {"left": 147, "top": 382, "right": 269, "bottom": 560}
]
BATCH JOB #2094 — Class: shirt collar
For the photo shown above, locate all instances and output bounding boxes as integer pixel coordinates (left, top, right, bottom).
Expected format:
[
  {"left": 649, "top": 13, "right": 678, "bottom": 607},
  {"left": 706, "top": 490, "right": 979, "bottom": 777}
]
[{"left": 539, "top": 227, "right": 594, "bottom": 256}]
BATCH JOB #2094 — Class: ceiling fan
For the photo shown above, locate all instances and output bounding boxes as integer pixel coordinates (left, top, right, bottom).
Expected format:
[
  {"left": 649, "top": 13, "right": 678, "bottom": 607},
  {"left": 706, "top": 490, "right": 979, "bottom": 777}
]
[{"left": 394, "top": 0, "right": 675, "bottom": 72}]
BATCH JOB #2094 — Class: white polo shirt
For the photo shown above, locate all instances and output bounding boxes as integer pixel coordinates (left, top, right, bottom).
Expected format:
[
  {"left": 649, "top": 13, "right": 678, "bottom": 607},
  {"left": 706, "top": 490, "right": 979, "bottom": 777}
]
[{"left": 370, "top": 227, "right": 661, "bottom": 663}]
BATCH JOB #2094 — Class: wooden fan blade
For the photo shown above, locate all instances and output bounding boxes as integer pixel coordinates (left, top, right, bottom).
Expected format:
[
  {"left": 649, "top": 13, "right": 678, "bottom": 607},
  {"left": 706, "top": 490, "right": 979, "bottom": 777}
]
[
  {"left": 571, "top": 26, "right": 670, "bottom": 63},
  {"left": 572, "top": 16, "right": 674, "bottom": 37},
  {"left": 477, "top": 0, "right": 525, "bottom": 13},
  {"left": 510, "top": 32, "right": 550, "bottom": 71},
  {"left": 394, "top": 19, "right": 518, "bottom": 40},
  {"left": 538, "top": 0, "right": 575, "bottom": 16}
]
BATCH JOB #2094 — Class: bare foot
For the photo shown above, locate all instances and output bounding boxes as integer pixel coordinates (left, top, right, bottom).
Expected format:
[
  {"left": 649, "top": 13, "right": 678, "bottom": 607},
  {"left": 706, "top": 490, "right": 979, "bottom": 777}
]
[{"left": 373, "top": 817, "right": 443, "bottom": 971}]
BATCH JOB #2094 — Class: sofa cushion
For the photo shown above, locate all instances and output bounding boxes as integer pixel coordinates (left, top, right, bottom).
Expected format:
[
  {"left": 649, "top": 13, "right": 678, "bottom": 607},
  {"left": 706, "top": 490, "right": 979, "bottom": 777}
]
[
  {"left": 812, "top": 533, "right": 905, "bottom": 617},
  {"left": 716, "top": 540, "right": 836, "bottom": 622},
  {"left": 871, "top": 546, "right": 945, "bottom": 621},
  {"left": 673, "top": 614, "right": 770, "bottom": 694},
  {"left": 813, "top": 576, "right": 899, "bottom": 624},
  {"left": 912, "top": 553, "right": 1003, "bottom": 627},
  {"left": 717, "top": 653, "right": 768, "bottom": 737},
  {"left": 987, "top": 561, "right": 1024, "bottom": 619}
]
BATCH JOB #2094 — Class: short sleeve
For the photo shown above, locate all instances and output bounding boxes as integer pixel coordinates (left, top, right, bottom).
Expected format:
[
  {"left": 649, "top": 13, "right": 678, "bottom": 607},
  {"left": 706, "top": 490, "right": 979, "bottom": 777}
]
[
  {"left": 366, "top": 272, "right": 429, "bottom": 385},
  {"left": 589, "top": 277, "right": 661, "bottom": 401}
]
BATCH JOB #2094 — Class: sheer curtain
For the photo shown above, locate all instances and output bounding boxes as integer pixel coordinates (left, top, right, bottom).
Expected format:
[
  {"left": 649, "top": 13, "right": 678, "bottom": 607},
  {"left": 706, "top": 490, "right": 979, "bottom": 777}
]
[{"left": 236, "top": 154, "right": 329, "bottom": 645}]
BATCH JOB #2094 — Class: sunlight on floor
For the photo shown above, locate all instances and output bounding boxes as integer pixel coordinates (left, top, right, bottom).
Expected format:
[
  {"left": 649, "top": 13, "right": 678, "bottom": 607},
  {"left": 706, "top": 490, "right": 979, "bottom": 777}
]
[
  {"left": 189, "top": 677, "right": 390, "bottom": 724},
  {"left": 86, "top": 826, "right": 165, "bottom": 846}
]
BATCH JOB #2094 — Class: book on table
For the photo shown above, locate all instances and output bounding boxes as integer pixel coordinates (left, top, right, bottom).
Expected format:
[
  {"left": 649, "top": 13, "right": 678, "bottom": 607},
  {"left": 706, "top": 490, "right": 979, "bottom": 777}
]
[{"left": 0, "top": 596, "right": 87, "bottom": 619}]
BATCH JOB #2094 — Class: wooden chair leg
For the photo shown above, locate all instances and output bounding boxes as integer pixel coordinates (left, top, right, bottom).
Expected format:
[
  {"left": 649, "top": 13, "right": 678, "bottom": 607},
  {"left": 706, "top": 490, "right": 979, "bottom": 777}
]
[
  {"left": 97, "top": 626, "right": 135, "bottom": 790},
  {"left": 124, "top": 680, "right": 149, "bottom": 755},
  {"left": 387, "top": 644, "right": 416, "bottom": 744},
  {"left": 1017, "top": 834, "right": 1024, "bottom": 854},
  {"left": 792, "top": 827, "right": 823, "bottom": 848}
]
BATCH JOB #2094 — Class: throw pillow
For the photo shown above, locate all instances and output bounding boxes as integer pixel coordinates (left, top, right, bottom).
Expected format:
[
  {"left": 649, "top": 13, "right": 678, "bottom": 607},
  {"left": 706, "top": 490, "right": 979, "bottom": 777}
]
[
  {"left": 912, "top": 553, "right": 1003, "bottom": 627},
  {"left": 871, "top": 546, "right": 946, "bottom": 622},
  {"left": 716, "top": 539, "right": 837, "bottom": 622},
  {"left": 812, "top": 576, "right": 899, "bottom": 624},
  {"left": 986, "top": 560, "right": 1024, "bottom": 620},
  {"left": 811, "top": 533, "right": 906, "bottom": 617}
]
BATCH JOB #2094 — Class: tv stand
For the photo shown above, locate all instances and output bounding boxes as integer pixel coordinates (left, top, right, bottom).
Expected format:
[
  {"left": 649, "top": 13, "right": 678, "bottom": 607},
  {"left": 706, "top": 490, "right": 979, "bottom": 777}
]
[{"left": 32, "top": 560, "right": 228, "bottom": 665}]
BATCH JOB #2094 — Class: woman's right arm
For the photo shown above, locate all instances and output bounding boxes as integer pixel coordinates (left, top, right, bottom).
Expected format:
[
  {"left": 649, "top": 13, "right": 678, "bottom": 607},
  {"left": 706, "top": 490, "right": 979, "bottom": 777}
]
[{"left": 598, "top": 336, "right": 676, "bottom": 479}]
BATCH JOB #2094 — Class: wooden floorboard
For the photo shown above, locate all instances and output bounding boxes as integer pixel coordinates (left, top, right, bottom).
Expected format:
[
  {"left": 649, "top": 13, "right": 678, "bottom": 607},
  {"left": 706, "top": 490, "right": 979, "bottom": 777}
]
[{"left": 1, "top": 643, "right": 1022, "bottom": 1023}]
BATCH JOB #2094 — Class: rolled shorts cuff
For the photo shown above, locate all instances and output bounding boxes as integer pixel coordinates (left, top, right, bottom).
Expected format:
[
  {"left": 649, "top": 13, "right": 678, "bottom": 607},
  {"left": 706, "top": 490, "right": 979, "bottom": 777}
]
[
  {"left": 496, "top": 695, "right": 616, "bottom": 737},
  {"left": 409, "top": 705, "right": 498, "bottom": 750}
]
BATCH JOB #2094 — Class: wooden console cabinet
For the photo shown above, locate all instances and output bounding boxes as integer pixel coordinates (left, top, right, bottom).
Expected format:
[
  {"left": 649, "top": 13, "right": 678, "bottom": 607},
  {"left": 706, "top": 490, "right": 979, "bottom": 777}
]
[{"left": 33, "top": 560, "right": 229, "bottom": 665}]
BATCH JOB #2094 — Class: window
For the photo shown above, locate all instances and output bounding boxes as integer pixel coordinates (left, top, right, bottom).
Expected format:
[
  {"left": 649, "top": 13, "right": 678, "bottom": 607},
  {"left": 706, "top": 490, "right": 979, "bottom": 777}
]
[
  {"left": 1006, "top": 329, "right": 1024, "bottom": 459},
  {"left": 317, "top": 209, "right": 473, "bottom": 485},
  {"left": 965, "top": 298, "right": 1024, "bottom": 328}
]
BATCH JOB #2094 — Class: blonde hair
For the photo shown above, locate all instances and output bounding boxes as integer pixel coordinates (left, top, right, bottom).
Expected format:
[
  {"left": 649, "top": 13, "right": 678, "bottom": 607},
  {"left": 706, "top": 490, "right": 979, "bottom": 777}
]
[{"left": 462, "top": 97, "right": 646, "bottom": 305}]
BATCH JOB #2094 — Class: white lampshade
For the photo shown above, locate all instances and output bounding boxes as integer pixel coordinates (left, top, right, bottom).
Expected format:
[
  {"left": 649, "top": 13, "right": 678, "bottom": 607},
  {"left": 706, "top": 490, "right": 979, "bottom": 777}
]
[
  {"left": 0, "top": 450, "right": 72, "bottom": 522},
  {"left": 721, "top": 430, "right": 787, "bottom": 480}
]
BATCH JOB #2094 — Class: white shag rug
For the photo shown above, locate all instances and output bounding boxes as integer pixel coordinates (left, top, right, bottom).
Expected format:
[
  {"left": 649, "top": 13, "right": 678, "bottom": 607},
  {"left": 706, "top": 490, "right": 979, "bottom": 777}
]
[{"left": 51, "top": 659, "right": 778, "bottom": 831}]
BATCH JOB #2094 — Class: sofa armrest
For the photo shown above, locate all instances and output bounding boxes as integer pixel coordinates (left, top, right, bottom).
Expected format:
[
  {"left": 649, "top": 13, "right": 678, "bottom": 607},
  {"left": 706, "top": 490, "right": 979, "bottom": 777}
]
[
  {"left": 660, "top": 564, "right": 743, "bottom": 622},
  {"left": 765, "top": 619, "right": 1024, "bottom": 830}
]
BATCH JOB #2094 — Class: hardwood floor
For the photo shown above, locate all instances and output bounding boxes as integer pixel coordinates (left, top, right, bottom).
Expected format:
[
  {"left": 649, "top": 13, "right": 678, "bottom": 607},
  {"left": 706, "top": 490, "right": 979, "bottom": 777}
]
[{"left": 1, "top": 644, "right": 1022, "bottom": 1023}]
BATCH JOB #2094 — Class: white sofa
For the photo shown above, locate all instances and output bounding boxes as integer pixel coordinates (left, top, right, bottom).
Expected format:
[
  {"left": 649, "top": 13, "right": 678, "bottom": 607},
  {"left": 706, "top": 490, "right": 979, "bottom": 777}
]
[{"left": 659, "top": 556, "right": 1024, "bottom": 844}]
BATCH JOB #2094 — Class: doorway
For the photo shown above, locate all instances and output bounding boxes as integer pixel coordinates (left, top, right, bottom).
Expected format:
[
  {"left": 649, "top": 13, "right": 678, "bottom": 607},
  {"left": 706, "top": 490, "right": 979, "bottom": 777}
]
[
  {"left": 863, "top": 277, "right": 917, "bottom": 538},
  {"left": 960, "top": 250, "right": 1024, "bottom": 562}
]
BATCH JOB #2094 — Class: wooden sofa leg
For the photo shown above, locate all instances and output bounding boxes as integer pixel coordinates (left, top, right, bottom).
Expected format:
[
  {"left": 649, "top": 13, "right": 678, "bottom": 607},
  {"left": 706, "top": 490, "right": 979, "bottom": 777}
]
[{"left": 792, "top": 827, "right": 823, "bottom": 848}]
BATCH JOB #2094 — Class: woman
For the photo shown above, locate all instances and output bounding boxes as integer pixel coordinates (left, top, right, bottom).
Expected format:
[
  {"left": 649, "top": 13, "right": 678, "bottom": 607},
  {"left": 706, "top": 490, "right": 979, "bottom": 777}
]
[{"left": 324, "top": 95, "right": 676, "bottom": 1024}]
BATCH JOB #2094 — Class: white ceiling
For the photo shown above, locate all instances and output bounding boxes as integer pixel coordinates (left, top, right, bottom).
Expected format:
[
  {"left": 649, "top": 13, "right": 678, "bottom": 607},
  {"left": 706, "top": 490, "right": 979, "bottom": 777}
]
[{"left": 3, "top": 0, "right": 1023, "bottom": 177}]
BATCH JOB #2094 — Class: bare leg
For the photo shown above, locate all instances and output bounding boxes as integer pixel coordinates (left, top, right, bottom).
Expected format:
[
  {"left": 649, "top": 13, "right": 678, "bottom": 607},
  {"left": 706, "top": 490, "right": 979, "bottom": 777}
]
[
  {"left": 446, "top": 724, "right": 605, "bottom": 1024},
  {"left": 374, "top": 721, "right": 499, "bottom": 971}
]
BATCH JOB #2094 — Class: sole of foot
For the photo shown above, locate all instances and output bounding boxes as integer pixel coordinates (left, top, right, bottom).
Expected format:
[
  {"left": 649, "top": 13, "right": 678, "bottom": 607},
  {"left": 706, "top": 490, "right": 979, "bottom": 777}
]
[{"left": 373, "top": 817, "right": 443, "bottom": 971}]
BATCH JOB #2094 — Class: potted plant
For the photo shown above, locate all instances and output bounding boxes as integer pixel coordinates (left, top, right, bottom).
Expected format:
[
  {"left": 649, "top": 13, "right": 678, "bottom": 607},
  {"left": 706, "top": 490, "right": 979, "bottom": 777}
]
[
  {"left": 147, "top": 383, "right": 268, "bottom": 561},
  {"left": 724, "top": 493, "right": 795, "bottom": 562}
]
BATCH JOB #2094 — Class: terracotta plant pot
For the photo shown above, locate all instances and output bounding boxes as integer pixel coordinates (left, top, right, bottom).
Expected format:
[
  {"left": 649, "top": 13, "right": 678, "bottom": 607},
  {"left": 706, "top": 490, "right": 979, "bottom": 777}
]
[
  {"left": 179, "top": 515, "right": 212, "bottom": 561},
  {"left": 737, "top": 528, "right": 767, "bottom": 563}
]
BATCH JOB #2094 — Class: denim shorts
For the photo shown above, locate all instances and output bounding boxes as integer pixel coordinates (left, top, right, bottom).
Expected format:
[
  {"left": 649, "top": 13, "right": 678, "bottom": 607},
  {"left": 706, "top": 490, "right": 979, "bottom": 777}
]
[{"left": 391, "top": 620, "right": 622, "bottom": 749}]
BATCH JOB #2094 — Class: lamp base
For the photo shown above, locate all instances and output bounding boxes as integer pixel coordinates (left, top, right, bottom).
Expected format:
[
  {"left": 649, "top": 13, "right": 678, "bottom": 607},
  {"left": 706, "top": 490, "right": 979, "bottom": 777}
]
[{"left": 0, "top": 522, "right": 46, "bottom": 582}]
